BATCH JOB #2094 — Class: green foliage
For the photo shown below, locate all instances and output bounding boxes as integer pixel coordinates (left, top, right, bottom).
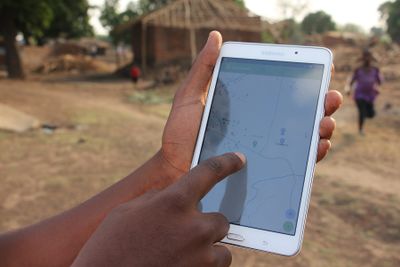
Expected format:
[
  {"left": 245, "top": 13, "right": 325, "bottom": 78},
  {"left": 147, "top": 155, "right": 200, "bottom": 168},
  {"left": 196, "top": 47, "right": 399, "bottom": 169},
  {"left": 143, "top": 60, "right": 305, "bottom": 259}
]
[
  {"left": 370, "top": 27, "right": 385, "bottom": 38},
  {"left": 281, "top": 19, "right": 304, "bottom": 44},
  {"left": 0, "top": 0, "right": 53, "bottom": 38},
  {"left": 101, "top": 0, "right": 247, "bottom": 44},
  {"left": 384, "top": 0, "right": 400, "bottom": 43},
  {"left": 233, "top": 0, "right": 245, "bottom": 8},
  {"left": 101, "top": 0, "right": 124, "bottom": 31},
  {"left": 100, "top": 0, "right": 140, "bottom": 44},
  {"left": 43, "top": 0, "right": 93, "bottom": 39},
  {"left": 138, "top": 0, "right": 172, "bottom": 14},
  {"left": 301, "top": 11, "right": 336, "bottom": 35},
  {"left": 378, "top": 1, "right": 392, "bottom": 20},
  {"left": 100, "top": 0, "right": 139, "bottom": 30},
  {"left": 0, "top": 0, "right": 93, "bottom": 78},
  {"left": 138, "top": 0, "right": 245, "bottom": 15},
  {"left": 0, "top": 0, "right": 93, "bottom": 41},
  {"left": 262, "top": 31, "right": 276, "bottom": 43}
]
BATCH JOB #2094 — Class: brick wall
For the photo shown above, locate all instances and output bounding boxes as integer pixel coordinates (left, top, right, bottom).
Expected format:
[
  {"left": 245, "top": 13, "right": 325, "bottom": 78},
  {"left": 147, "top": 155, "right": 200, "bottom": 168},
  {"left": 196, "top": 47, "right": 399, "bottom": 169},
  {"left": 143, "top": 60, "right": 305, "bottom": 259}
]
[{"left": 132, "top": 23, "right": 261, "bottom": 69}]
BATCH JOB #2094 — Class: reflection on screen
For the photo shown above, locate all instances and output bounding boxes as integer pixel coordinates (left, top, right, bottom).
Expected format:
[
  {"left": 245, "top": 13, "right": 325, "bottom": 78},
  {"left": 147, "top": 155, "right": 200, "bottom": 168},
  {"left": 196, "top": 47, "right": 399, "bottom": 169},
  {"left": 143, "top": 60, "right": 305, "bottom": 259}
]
[{"left": 198, "top": 58, "right": 324, "bottom": 235}]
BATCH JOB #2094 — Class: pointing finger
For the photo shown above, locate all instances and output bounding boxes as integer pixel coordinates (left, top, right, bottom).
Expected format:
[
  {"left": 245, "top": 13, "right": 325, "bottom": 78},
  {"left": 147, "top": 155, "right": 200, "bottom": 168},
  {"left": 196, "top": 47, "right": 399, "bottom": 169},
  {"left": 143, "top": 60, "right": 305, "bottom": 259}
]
[{"left": 169, "top": 153, "right": 246, "bottom": 205}]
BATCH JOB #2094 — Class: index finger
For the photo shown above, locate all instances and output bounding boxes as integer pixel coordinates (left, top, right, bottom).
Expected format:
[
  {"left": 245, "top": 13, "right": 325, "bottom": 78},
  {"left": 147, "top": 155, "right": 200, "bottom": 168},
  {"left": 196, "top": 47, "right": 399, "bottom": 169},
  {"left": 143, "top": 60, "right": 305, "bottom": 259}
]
[{"left": 170, "top": 153, "right": 246, "bottom": 204}]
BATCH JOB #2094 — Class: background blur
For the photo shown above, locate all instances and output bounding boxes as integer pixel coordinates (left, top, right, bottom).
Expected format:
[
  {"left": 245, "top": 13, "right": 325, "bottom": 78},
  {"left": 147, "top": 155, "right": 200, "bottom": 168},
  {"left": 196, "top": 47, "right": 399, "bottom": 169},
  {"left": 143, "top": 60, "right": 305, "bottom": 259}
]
[{"left": 0, "top": 0, "right": 399, "bottom": 266}]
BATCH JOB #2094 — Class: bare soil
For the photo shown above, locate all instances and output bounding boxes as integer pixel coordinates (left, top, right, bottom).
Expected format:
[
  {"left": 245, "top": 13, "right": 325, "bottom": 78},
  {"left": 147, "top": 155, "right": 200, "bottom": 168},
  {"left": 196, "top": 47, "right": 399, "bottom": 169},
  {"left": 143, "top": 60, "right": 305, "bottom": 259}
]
[{"left": 0, "top": 58, "right": 399, "bottom": 266}]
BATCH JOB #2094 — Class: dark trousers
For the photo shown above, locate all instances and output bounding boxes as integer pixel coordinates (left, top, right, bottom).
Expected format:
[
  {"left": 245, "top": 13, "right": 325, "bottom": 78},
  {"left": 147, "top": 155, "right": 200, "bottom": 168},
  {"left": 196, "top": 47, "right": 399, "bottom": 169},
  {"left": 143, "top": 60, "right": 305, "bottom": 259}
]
[{"left": 356, "top": 99, "right": 375, "bottom": 130}]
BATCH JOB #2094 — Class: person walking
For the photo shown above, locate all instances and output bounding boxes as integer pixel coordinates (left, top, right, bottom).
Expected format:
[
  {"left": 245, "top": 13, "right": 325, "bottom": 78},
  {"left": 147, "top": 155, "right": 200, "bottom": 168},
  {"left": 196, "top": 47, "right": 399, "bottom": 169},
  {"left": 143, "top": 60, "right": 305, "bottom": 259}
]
[{"left": 348, "top": 49, "right": 382, "bottom": 135}]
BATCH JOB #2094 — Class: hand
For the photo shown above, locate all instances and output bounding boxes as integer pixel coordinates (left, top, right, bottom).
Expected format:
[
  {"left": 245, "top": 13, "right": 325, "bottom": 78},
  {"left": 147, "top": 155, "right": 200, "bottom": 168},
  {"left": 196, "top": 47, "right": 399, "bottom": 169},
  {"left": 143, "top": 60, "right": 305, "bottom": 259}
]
[
  {"left": 161, "top": 31, "right": 343, "bottom": 178},
  {"left": 72, "top": 153, "right": 246, "bottom": 267},
  {"left": 318, "top": 90, "right": 342, "bottom": 162}
]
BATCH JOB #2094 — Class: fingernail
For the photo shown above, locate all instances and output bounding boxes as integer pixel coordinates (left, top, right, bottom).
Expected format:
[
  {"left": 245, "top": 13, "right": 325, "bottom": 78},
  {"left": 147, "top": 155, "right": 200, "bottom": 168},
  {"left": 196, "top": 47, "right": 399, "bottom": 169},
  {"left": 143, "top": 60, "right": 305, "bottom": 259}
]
[{"left": 234, "top": 152, "right": 246, "bottom": 164}]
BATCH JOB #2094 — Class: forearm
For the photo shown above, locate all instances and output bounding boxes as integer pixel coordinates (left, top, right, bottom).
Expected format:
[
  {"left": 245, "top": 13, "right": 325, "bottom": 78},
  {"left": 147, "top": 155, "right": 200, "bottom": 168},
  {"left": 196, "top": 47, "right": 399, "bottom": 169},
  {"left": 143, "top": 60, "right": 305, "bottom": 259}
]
[{"left": 0, "top": 151, "right": 176, "bottom": 267}]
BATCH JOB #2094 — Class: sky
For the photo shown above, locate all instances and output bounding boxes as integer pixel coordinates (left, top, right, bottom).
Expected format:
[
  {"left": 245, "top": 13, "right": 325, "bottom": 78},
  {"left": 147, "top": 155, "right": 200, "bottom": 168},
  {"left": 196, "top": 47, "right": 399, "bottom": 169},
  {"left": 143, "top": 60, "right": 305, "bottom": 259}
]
[{"left": 88, "top": 0, "right": 387, "bottom": 35}]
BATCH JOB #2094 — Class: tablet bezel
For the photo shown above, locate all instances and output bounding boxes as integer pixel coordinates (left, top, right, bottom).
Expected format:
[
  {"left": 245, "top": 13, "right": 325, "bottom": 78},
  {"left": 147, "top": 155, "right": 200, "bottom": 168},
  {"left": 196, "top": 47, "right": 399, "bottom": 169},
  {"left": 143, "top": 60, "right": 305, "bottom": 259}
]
[{"left": 190, "top": 42, "right": 332, "bottom": 256}]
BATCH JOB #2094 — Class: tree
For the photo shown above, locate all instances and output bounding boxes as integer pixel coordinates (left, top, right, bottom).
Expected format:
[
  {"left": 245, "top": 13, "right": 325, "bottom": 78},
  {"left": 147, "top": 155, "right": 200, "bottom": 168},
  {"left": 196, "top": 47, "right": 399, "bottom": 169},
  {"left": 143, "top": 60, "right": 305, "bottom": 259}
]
[
  {"left": 233, "top": 0, "right": 245, "bottom": 8},
  {"left": 281, "top": 19, "right": 304, "bottom": 43},
  {"left": 370, "top": 27, "right": 385, "bottom": 39},
  {"left": 20, "top": 0, "right": 93, "bottom": 45},
  {"left": 278, "top": 0, "right": 309, "bottom": 20},
  {"left": 138, "top": 0, "right": 246, "bottom": 14},
  {"left": 102, "top": 0, "right": 246, "bottom": 43},
  {"left": 301, "top": 11, "right": 336, "bottom": 35},
  {"left": 42, "top": 0, "right": 93, "bottom": 40},
  {"left": 138, "top": 0, "right": 172, "bottom": 14},
  {"left": 0, "top": 0, "right": 53, "bottom": 78},
  {"left": 100, "top": 0, "right": 140, "bottom": 44},
  {"left": 385, "top": 0, "right": 400, "bottom": 43},
  {"left": 0, "top": 0, "right": 93, "bottom": 79},
  {"left": 378, "top": 1, "right": 392, "bottom": 22}
]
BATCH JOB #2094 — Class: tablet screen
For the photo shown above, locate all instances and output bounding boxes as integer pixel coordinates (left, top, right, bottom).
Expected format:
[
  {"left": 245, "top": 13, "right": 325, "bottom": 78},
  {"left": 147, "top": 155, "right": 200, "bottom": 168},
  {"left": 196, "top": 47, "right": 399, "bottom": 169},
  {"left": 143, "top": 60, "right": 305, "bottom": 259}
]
[{"left": 198, "top": 57, "right": 324, "bottom": 235}]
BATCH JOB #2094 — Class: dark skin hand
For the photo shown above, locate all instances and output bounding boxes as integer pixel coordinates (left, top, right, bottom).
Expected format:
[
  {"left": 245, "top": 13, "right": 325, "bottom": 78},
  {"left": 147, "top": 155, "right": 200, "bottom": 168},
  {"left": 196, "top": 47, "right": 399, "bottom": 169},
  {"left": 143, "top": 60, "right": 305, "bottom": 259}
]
[
  {"left": 72, "top": 153, "right": 246, "bottom": 267},
  {"left": 0, "top": 31, "right": 342, "bottom": 267},
  {"left": 161, "top": 31, "right": 343, "bottom": 176}
]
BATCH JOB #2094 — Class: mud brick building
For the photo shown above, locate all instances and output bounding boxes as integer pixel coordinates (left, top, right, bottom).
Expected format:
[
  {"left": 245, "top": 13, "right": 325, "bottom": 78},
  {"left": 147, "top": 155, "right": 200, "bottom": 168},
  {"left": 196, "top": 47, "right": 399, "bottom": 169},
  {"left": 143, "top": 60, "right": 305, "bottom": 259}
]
[{"left": 118, "top": 0, "right": 262, "bottom": 72}]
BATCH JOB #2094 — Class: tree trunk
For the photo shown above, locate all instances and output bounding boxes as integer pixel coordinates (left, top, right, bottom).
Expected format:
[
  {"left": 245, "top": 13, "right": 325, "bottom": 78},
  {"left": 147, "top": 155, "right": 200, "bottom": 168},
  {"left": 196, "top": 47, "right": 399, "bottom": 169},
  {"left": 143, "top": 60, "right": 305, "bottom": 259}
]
[{"left": 0, "top": 12, "right": 25, "bottom": 79}]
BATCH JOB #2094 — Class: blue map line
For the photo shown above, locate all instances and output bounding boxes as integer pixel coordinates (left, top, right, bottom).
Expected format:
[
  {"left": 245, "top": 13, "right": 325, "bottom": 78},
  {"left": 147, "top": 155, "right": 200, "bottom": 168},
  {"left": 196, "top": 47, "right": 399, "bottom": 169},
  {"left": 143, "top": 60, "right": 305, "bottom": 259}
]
[
  {"left": 243, "top": 174, "right": 302, "bottom": 226},
  {"left": 207, "top": 126, "right": 302, "bottom": 208},
  {"left": 260, "top": 77, "right": 283, "bottom": 154},
  {"left": 215, "top": 76, "right": 302, "bottom": 210},
  {"left": 207, "top": 73, "right": 307, "bottom": 232},
  {"left": 207, "top": 127, "right": 297, "bottom": 180},
  {"left": 246, "top": 174, "right": 303, "bottom": 209}
]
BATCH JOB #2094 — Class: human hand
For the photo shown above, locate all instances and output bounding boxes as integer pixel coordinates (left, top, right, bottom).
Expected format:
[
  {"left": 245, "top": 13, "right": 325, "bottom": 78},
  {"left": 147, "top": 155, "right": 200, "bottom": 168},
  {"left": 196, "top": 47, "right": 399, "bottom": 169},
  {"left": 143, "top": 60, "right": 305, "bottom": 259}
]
[
  {"left": 72, "top": 153, "right": 246, "bottom": 267},
  {"left": 161, "top": 31, "right": 342, "bottom": 178},
  {"left": 318, "top": 90, "right": 342, "bottom": 162}
]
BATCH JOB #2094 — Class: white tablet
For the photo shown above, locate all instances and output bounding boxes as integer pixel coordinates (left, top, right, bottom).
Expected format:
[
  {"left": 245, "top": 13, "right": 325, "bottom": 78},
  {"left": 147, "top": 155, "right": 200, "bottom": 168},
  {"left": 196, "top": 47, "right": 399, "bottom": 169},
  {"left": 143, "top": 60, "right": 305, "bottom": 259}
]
[{"left": 191, "top": 42, "right": 332, "bottom": 256}]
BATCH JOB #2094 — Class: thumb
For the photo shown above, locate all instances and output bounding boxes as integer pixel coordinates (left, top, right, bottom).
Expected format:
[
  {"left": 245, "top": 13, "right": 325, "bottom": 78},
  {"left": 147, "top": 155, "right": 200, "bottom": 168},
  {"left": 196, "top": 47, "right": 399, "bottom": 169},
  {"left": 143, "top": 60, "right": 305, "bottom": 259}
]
[{"left": 175, "top": 31, "right": 223, "bottom": 101}]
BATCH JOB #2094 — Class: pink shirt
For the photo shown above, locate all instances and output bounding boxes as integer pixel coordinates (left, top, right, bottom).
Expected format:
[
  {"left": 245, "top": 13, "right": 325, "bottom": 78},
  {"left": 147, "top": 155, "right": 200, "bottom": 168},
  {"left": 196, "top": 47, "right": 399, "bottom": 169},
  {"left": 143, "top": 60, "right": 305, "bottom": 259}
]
[{"left": 352, "top": 67, "right": 382, "bottom": 102}]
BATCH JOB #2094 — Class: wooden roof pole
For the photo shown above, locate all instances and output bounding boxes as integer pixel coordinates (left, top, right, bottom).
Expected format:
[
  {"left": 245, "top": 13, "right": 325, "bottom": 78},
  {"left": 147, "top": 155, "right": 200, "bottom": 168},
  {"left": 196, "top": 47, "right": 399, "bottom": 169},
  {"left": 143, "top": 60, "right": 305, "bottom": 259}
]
[
  {"left": 185, "top": 0, "right": 197, "bottom": 62},
  {"left": 141, "top": 22, "right": 147, "bottom": 74}
]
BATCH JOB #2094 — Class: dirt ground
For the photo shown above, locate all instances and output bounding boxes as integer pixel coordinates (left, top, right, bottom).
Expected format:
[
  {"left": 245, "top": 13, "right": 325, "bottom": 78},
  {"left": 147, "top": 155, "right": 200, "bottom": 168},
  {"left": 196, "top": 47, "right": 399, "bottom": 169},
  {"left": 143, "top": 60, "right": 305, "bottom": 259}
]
[{"left": 0, "top": 56, "right": 399, "bottom": 266}]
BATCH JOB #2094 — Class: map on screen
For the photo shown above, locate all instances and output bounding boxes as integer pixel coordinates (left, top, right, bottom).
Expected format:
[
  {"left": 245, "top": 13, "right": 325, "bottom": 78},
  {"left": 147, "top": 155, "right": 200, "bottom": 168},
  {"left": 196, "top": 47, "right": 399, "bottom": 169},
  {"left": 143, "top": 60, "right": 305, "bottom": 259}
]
[{"left": 198, "top": 58, "right": 324, "bottom": 235}]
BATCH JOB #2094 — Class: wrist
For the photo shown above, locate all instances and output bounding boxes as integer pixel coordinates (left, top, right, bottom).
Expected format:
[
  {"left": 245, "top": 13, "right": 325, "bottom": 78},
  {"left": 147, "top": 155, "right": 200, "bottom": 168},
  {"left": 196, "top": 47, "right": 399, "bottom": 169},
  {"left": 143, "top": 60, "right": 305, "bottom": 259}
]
[
  {"left": 123, "top": 150, "right": 185, "bottom": 197},
  {"left": 152, "top": 149, "right": 186, "bottom": 187},
  {"left": 92, "top": 151, "right": 184, "bottom": 209}
]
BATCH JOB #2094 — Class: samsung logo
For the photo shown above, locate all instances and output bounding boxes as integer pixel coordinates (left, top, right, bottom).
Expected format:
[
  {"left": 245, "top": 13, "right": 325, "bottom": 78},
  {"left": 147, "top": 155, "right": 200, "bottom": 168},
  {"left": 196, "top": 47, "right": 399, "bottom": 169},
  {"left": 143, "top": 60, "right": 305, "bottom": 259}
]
[{"left": 262, "top": 51, "right": 284, "bottom": 56}]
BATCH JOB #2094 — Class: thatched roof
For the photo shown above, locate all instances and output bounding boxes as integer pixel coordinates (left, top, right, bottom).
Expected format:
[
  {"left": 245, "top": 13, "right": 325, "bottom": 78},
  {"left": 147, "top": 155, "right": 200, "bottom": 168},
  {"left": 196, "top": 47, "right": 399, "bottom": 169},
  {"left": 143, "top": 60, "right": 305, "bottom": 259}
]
[
  {"left": 117, "top": 0, "right": 261, "bottom": 33},
  {"left": 116, "top": 0, "right": 261, "bottom": 72}
]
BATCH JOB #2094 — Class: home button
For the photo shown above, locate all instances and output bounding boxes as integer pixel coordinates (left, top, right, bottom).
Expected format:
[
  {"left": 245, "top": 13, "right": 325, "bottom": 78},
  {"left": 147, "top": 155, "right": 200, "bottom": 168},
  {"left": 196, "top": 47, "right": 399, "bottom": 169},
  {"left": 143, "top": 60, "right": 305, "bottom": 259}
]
[{"left": 227, "top": 233, "right": 245, "bottom": 242}]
